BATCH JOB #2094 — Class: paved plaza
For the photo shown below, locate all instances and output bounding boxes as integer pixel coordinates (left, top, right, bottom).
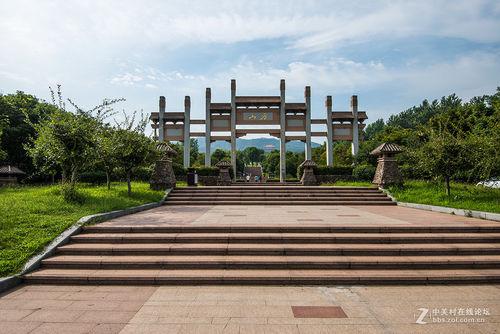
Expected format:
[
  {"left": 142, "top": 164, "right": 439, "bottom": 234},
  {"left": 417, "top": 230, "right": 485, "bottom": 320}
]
[
  {"left": 1, "top": 284, "right": 499, "bottom": 333},
  {"left": 3, "top": 205, "right": 500, "bottom": 333},
  {"left": 99, "top": 204, "right": 499, "bottom": 228}
]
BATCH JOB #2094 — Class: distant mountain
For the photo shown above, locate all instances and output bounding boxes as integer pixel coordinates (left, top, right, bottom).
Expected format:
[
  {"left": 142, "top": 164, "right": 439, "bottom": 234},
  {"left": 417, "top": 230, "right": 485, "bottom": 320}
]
[{"left": 194, "top": 137, "right": 322, "bottom": 153}]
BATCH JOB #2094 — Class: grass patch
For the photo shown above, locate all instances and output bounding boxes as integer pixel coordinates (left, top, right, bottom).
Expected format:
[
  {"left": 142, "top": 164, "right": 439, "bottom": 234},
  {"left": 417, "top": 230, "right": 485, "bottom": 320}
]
[
  {"left": 175, "top": 181, "right": 188, "bottom": 187},
  {"left": 321, "top": 181, "right": 375, "bottom": 187},
  {"left": 387, "top": 180, "right": 500, "bottom": 214},
  {"left": 0, "top": 182, "right": 163, "bottom": 277}
]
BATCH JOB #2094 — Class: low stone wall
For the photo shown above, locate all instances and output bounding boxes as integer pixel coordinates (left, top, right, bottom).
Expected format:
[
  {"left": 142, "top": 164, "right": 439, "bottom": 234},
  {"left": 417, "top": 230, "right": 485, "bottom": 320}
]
[{"left": 198, "top": 175, "right": 219, "bottom": 186}]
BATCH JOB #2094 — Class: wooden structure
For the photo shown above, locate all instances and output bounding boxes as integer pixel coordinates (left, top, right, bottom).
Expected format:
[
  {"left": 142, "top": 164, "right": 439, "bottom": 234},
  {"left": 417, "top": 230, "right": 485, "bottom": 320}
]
[
  {"left": 150, "top": 80, "right": 367, "bottom": 182},
  {"left": 0, "top": 165, "right": 25, "bottom": 185}
]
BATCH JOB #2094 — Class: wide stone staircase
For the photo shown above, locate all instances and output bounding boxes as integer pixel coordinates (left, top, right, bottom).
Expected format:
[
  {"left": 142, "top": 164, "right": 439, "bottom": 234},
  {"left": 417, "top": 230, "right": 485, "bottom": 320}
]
[
  {"left": 24, "top": 224, "right": 500, "bottom": 284},
  {"left": 165, "top": 185, "right": 395, "bottom": 205}
]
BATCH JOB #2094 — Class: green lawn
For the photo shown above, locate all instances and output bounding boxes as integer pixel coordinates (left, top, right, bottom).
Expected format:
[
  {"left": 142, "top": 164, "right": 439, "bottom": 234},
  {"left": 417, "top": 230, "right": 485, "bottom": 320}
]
[
  {"left": 0, "top": 182, "right": 164, "bottom": 277},
  {"left": 387, "top": 180, "right": 500, "bottom": 214},
  {"left": 321, "top": 181, "right": 375, "bottom": 187}
]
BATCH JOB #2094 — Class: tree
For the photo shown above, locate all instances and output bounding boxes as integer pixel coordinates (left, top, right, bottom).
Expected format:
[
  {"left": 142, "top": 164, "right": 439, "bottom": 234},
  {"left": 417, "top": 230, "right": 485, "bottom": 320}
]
[
  {"left": 211, "top": 148, "right": 230, "bottom": 166},
  {"left": 190, "top": 139, "right": 200, "bottom": 166},
  {"left": 262, "top": 150, "right": 280, "bottom": 178},
  {"left": 27, "top": 108, "right": 98, "bottom": 189},
  {"left": 94, "top": 126, "right": 117, "bottom": 190},
  {"left": 417, "top": 130, "right": 469, "bottom": 196},
  {"left": 332, "top": 141, "right": 353, "bottom": 166},
  {"left": 112, "top": 129, "right": 157, "bottom": 196},
  {"left": 0, "top": 91, "right": 55, "bottom": 172},
  {"left": 364, "top": 118, "right": 385, "bottom": 140},
  {"left": 241, "top": 147, "right": 264, "bottom": 165},
  {"left": 0, "top": 115, "right": 8, "bottom": 162},
  {"left": 286, "top": 151, "right": 303, "bottom": 178},
  {"left": 311, "top": 143, "right": 326, "bottom": 165}
]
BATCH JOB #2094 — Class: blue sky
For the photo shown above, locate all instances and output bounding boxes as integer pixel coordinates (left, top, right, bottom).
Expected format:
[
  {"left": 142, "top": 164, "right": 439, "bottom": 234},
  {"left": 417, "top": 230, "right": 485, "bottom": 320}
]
[{"left": 1, "top": 0, "right": 500, "bottom": 140}]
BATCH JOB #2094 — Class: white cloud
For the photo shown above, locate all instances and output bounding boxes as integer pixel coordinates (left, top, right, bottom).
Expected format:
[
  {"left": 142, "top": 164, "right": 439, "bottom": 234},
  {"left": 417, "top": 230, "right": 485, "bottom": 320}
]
[
  {"left": 1, "top": 0, "right": 499, "bottom": 126},
  {"left": 110, "top": 73, "right": 143, "bottom": 86}
]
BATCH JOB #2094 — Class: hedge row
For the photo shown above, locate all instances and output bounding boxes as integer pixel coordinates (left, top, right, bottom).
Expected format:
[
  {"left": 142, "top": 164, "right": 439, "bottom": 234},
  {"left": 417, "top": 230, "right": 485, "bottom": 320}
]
[{"left": 296, "top": 165, "right": 354, "bottom": 179}]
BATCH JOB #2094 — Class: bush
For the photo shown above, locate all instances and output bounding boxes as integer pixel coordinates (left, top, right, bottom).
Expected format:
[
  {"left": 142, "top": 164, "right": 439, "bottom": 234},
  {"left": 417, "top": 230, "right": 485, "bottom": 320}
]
[
  {"left": 297, "top": 165, "right": 354, "bottom": 179},
  {"left": 60, "top": 184, "right": 84, "bottom": 203},
  {"left": 189, "top": 167, "right": 219, "bottom": 176},
  {"left": 133, "top": 165, "right": 154, "bottom": 181},
  {"left": 352, "top": 164, "right": 376, "bottom": 181}
]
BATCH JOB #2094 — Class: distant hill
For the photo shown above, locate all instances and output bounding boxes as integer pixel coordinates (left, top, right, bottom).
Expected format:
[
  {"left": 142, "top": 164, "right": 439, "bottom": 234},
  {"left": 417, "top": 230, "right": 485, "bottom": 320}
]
[{"left": 195, "top": 137, "right": 322, "bottom": 153}]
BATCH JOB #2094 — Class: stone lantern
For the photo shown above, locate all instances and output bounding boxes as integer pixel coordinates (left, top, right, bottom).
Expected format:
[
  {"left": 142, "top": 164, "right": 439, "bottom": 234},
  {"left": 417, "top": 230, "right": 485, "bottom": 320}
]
[
  {"left": 150, "top": 142, "right": 177, "bottom": 190},
  {"left": 299, "top": 160, "right": 317, "bottom": 186},
  {"left": 371, "top": 143, "right": 403, "bottom": 187},
  {"left": 216, "top": 160, "right": 232, "bottom": 186}
]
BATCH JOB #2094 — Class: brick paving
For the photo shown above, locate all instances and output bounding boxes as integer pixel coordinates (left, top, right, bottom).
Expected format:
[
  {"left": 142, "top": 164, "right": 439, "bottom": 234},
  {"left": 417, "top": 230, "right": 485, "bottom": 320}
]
[
  {"left": 99, "top": 205, "right": 500, "bottom": 227},
  {"left": 4, "top": 205, "right": 500, "bottom": 332},
  {"left": 1, "top": 284, "right": 499, "bottom": 333}
]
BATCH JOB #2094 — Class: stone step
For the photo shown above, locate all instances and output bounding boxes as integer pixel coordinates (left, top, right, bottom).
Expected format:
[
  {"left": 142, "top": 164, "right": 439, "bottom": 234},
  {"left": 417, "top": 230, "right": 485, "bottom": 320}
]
[
  {"left": 81, "top": 225, "right": 500, "bottom": 234},
  {"left": 173, "top": 188, "right": 382, "bottom": 193},
  {"left": 56, "top": 243, "right": 500, "bottom": 256},
  {"left": 70, "top": 232, "right": 500, "bottom": 244},
  {"left": 168, "top": 193, "right": 388, "bottom": 197},
  {"left": 164, "top": 200, "right": 396, "bottom": 205},
  {"left": 175, "top": 186, "right": 377, "bottom": 190},
  {"left": 23, "top": 268, "right": 500, "bottom": 285},
  {"left": 41, "top": 255, "right": 500, "bottom": 270},
  {"left": 166, "top": 197, "right": 393, "bottom": 202},
  {"left": 167, "top": 196, "right": 390, "bottom": 201}
]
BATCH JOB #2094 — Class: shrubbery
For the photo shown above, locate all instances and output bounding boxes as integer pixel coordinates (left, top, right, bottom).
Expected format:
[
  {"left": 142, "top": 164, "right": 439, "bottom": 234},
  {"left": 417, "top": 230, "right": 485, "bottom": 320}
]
[
  {"left": 352, "top": 164, "right": 376, "bottom": 181},
  {"left": 297, "top": 165, "right": 353, "bottom": 179}
]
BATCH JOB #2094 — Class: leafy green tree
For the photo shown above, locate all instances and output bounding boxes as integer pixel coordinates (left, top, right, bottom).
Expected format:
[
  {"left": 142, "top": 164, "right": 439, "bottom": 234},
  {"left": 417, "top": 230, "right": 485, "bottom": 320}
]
[
  {"left": 332, "top": 141, "right": 353, "bottom": 166},
  {"left": 112, "top": 129, "right": 158, "bottom": 195},
  {"left": 417, "top": 130, "right": 469, "bottom": 196},
  {"left": 27, "top": 108, "right": 98, "bottom": 188},
  {"left": 364, "top": 118, "right": 385, "bottom": 140},
  {"left": 94, "top": 126, "right": 117, "bottom": 190},
  {"left": 262, "top": 150, "right": 280, "bottom": 178},
  {"left": 211, "top": 148, "right": 230, "bottom": 165},
  {"left": 0, "top": 115, "right": 8, "bottom": 162},
  {"left": 311, "top": 143, "right": 326, "bottom": 165},
  {"left": 286, "top": 151, "right": 304, "bottom": 178},
  {"left": 0, "top": 91, "right": 55, "bottom": 172},
  {"left": 190, "top": 139, "right": 200, "bottom": 166},
  {"left": 241, "top": 147, "right": 265, "bottom": 165}
]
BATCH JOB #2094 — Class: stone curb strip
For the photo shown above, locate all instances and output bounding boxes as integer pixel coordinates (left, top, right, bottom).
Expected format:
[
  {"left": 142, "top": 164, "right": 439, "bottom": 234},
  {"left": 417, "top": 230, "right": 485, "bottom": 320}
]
[
  {"left": 381, "top": 188, "right": 500, "bottom": 222},
  {"left": 0, "top": 188, "right": 172, "bottom": 294}
]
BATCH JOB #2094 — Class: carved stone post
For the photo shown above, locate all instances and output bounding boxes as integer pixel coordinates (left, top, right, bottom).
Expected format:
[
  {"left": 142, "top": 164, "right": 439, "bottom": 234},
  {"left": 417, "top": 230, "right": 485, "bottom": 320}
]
[
  {"left": 371, "top": 143, "right": 403, "bottom": 187},
  {"left": 325, "top": 96, "right": 333, "bottom": 166},
  {"left": 299, "top": 160, "right": 317, "bottom": 186},
  {"left": 150, "top": 142, "right": 177, "bottom": 190},
  {"left": 216, "top": 160, "right": 232, "bottom": 186},
  {"left": 304, "top": 86, "right": 312, "bottom": 160},
  {"left": 183, "top": 96, "right": 191, "bottom": 168},
  {"left": 279, "top": 79, "right": 286, "bottom": 182},
  {"left": 230, "top": 79, "right": 237, "bottom": 180},
  {"left": 205, "top": 88, "right": 211, "bottom": 166},
  {"left": 351, "top": 95, "right": 359, "bottom": 156}
]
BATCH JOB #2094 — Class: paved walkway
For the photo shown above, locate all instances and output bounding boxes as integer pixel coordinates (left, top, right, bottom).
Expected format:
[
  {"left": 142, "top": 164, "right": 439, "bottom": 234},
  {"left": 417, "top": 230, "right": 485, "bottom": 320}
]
[
  {"left": 100, "top": 205, "right": 500, "bottom": 227},
  {"left": 1, "top": 284, "right": 498, "bottom": 333},
  {"left": 3, "top": 205, "right": 499, "bottom": 333}
]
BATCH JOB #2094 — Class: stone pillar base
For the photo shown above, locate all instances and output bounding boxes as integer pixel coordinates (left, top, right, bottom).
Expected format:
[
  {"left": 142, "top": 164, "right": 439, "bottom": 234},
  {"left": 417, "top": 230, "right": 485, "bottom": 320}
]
[
  {"left": 372, "top": 156, "right": 402, "bottom": 188},
  {"left": 150, "top": 159, "right": 176, "bottom": 190},
  {"left": 218, "top": 169, "right": 232, "bottom": 186},
  {"left": 301, "top": 169, "right": 317, "bottom": 186}
]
